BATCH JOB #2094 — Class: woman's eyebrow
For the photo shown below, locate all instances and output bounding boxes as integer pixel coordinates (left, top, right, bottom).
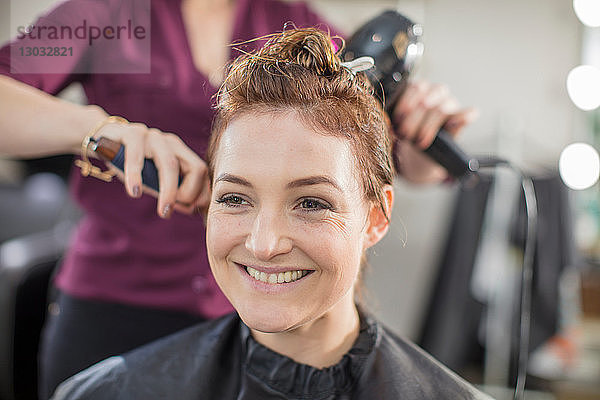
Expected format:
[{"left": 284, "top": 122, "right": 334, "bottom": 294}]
[
  {"left": 287, "top": 176, "right": 342, "bottom": 192},
  {"left": 214, "top": 173, "right": 253, "bottom": 187},
  {"left": 214, "top": 173, "right": 342, "bottom": 192}
]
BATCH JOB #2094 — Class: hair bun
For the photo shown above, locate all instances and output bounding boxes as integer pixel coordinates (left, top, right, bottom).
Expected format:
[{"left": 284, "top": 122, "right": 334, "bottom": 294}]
[{"left": 258, "top": 28, "right": 343, "bottom": 77}]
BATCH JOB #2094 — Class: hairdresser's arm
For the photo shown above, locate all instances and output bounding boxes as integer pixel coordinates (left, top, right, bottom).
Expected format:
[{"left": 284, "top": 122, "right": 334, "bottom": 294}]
[
  {"left": 0, "top": 75, "right": 210, "bottom": 217},
  {"left": 391, "top": 80, "right": 478, "bottom": 184},
  {"left": 0, "top": 75, "right": 107, "bottom": 157}
]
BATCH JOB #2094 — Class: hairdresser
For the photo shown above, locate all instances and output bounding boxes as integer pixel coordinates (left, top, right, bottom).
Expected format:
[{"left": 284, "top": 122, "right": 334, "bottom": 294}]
[{"left": 0, "top": 0, "right": 475, "bottom": 397}]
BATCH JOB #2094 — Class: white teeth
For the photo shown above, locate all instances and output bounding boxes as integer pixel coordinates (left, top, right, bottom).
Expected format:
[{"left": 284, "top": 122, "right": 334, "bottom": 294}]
[{"left": 245, "top": 266, "right": 309, "bottom": 284}]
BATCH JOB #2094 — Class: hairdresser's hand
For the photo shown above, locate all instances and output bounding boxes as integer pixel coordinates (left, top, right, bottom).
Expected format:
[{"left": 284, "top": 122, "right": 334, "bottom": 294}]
[
  {"left": 95, "top": 121, "right": 210, "bottom": 218},
  {"left": 391, "top": 80, "right": 478, "bottom": 183}
]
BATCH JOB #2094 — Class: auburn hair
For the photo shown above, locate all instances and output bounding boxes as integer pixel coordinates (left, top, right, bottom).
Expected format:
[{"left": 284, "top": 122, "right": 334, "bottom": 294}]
[{"left": 206, "top": 27, "right": 395, "bottom": 216}]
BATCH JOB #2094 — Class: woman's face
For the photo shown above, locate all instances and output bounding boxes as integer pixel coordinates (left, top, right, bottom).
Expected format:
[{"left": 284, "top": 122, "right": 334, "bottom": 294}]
[{"left": 206, "top": 111, "right": 378, "bottom": 333}]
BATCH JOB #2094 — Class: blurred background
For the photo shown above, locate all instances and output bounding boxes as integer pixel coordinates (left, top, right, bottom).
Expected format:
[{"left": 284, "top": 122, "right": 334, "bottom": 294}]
[{"left": 1, "top": 0, "right": 599, "bottom": 399}]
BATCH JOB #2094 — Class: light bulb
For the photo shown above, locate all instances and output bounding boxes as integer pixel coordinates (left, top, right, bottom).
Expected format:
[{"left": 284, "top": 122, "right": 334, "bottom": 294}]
[
  {"left": 573, "top": 0, "right": 600, "bottom": 27},
  {"left": 567, "top": 65, "right": 600, "bottom": 111},
  {"left": 559, "top": 143, "right": 600, "bottom": 190}
]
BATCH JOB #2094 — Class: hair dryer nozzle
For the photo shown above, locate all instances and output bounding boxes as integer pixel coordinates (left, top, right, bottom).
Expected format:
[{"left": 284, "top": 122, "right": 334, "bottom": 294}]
[{"left": 341, "top": 10, "right": 423, "bottom": 110}]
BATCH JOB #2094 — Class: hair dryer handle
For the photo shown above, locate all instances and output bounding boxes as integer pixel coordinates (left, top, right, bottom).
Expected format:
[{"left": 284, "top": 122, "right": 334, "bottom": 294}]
[{"left": 423, "top": 129, "right": 479, "bottom": 183}]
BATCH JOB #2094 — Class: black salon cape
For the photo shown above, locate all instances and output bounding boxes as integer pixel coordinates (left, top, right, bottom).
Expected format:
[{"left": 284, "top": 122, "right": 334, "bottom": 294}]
[{"left": 51, "top": 312, "right": 494, "bottom": 400}]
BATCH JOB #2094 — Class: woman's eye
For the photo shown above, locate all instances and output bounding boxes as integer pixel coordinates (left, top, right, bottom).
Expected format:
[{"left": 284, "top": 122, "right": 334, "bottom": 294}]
[
  {"left": 216, "top": 195, "right": 248, "bottom": 207},
  {"left": 298, "top": 198, "right": 331, "bottom": 211}
]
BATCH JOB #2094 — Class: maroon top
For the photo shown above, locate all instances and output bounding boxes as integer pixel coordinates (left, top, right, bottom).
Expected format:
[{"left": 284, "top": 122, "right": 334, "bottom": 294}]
[{"left": 0, "top": 0, "right": 338, "bottom": 317}]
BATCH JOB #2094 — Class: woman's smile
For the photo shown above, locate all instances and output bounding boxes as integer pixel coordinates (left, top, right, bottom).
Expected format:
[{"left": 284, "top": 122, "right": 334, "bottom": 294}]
[
  {"left": 242, "top": 264, "right": 313, "bottom": 284},
  {"left": 231, "top": 260, "right": 317, "bottom": 297},
  {"left": 234, "top": 260, "right": 314, "bottom": 284}
]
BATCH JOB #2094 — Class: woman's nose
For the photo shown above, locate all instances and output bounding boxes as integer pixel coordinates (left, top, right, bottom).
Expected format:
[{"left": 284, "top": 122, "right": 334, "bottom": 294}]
[{"left": 245, "top": 209, "right": 293, "bottom": 261}]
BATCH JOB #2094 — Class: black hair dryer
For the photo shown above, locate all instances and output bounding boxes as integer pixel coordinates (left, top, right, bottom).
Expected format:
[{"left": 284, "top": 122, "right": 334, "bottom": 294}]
[{"left": 342, "top": 11, "right": 479, "bottom": 184}]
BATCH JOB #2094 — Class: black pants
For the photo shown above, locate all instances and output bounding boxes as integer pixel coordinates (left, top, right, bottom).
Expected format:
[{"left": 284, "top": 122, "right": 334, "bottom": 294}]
[{"left": 39, "top": 290, "right": 205, "bottom": 399}]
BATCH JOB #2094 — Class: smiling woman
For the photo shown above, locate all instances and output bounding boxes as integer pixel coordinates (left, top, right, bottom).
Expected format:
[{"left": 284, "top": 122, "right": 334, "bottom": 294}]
[{"left": 51, "top": 28, "right": 493, "bottom": 400}]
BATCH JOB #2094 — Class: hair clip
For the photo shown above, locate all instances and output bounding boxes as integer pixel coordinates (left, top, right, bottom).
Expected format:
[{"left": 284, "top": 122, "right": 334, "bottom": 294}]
[{"left": 340, "top": 56, "right": 375, "bottom": 76}]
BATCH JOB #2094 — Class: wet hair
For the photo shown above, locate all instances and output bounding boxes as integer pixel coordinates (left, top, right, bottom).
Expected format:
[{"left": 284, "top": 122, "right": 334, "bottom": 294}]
[{"left": 207, "top": 27, "right": 395, "bottom": 217}]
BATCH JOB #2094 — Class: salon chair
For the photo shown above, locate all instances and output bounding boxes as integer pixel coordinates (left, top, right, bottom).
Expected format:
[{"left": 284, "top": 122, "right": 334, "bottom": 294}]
[
  {"left": 0, "top": 172, "right": 79, "bottom": 400},
  {"left": 0, "top": 230, "right": 65, "bottom": 400}
]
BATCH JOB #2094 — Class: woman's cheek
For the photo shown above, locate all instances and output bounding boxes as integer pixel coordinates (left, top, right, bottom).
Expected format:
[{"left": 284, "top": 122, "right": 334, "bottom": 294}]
[
  {"left": 293, "top": 213, "right": 356, "bottom": 263},
  {"left": 207, "top": 212, "right": 250, "bottom": 256}
]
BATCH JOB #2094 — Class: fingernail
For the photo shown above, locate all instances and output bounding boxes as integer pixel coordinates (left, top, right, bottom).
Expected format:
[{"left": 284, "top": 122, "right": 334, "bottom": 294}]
[
  {"left": 132, "top": 185, "right": 141, "bottom": 198},
  {"left": 162, "top": 204, "right": 171, "bottom": 218}
]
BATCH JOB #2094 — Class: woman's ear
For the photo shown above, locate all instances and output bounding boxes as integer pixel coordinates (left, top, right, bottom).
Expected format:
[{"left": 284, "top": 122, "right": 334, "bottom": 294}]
[{"left": 364, "top": 185, "right": 394, "bottom": 249}]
